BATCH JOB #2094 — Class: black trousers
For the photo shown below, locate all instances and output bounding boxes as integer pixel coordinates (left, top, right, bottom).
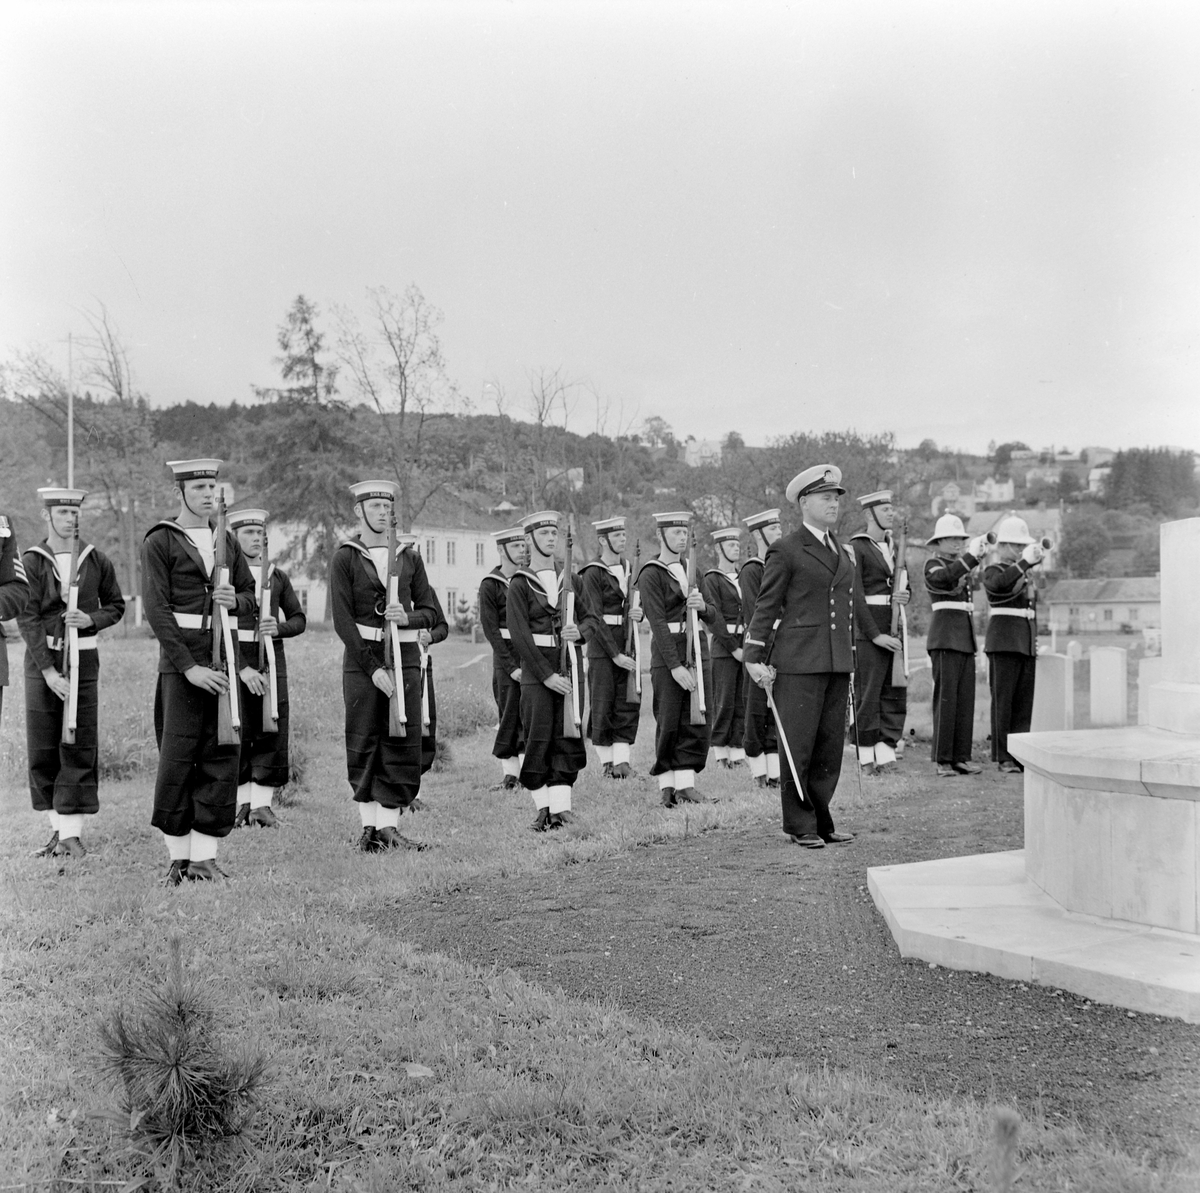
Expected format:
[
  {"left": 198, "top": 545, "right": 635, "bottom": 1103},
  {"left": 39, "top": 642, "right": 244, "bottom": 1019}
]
[
  {"left": 519, "top": 681, "right": 587, "bottom": 789},
  {"left": 988, "top": 651, "right": 1036, "bottom": 763},
  {"left": 586, "top": 653, "right": 640, "bottom": 747},
  {"left": 152, "top": 671, "right": 239, "bottom": 838},
  {"left": 743, "top": 673, "right": 778, "bottom": 757},
  {"left": 491, "top": 665, "right": 524, "bottom": 759},
  {"left": 930, "top": 649, "right": 976, "bottom": 765},
  {"left": 237, "top": 674, "right": 291, "bottom": 789},
  {"left": 853, "top": 638, "right": 907, "bottom": 748},
  {"left": 25, "top": 650, "right": 101, "bottom": 815},
  {"left": 710, "top": 655, "right": 745, "bottom": 749},
  {"left": 649, "top": 661, "right": 713, "bottom": 776},
  {"left": 343, "top": 664, "right": 424, "bottom": 809},
  {"left": 772, "top": 671, "right": 850, "bottom": 839}
]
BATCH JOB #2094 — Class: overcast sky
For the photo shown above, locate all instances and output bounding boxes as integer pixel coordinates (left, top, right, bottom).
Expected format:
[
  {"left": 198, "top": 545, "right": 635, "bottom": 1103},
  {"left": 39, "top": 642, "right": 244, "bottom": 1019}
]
[{"left": 3, "top": 0, "right": 1198, "bottom": 455}]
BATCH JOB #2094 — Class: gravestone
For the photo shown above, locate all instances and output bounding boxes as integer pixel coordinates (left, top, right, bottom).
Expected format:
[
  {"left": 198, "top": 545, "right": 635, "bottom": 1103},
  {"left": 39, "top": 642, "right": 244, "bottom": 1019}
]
[
  {"left": 1066, "top": 640, "right": 1083, "bottom": 661},
  {"left": 1030, "top": 653, "right": 1074, "bottom": 732},
  {"left": 1089, "top": 646, "right": 1127, "bottom": 726},
  {"left": 1137, "top": 656, "right": 1165, "bottom": 727}
]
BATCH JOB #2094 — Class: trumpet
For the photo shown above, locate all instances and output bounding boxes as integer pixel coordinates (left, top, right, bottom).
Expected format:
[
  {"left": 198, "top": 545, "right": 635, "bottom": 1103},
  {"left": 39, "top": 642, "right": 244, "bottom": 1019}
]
[{"left": 984, "top": 532, "right": 1053, "bottom": 550}]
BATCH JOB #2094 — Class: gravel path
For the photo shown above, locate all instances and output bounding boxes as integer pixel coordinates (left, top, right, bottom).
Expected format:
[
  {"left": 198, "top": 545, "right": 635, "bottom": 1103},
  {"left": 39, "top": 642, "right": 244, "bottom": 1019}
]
[{"left": 398, "top": 763, "right": 1200, "bottom": 1161}]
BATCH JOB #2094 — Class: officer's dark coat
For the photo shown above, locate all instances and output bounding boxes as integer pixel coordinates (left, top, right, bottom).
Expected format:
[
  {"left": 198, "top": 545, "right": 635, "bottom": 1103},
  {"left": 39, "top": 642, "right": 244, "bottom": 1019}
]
[
  {"left": 0, "top": 516, "right": 31, "bottom": 698},
  {"left": 738, "top": 555, "right": 777, "bottom": 758},
  {"left": 479, "top": 566, "right": 524, "bottom": 759},
  {"left": 578, "top": 559, "right": 640, "bottom": 748}
]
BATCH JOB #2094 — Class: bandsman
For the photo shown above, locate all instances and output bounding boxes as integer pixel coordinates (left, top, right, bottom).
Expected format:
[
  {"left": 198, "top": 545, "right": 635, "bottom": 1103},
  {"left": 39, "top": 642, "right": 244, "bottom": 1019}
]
[
  {"left": 228, "top": 508, "right": 307, "bottom": 828},
  {"left": 701, "top": 527, "right": 747, "bottom": 770},
  {"left": 478, "top": 527, "right": 527, "bottom": 790},
  {"left": 505, "top": 510, "right": 586, "bottom": 830},
  {"left": 0, "top": 511, "right": 30, "bottom": 728},
  {"left": 18, "top": 488, "right": 125, "bottom": 859},
  {"left": 984, "top": 515, "right": 1044, "bottom": 773},
  {"left": 142, "top": 459, "right": 256, "bottom": 883},
  {"left": 578, "top": 516, "right": 642, "bottom": 779},
  {"left": 637, "top": 511, "right": 717, "bottom": 806},
  {"left": 743, "top": 466, "right": 874, "bottom": 848},
  {"left": 739, "top": 509, "right": 782, "bottom": 787},
  {"left": 923, "top": 514, "right": 989, "bottom": 777},
  {"left": 849, "top": 491, "right": 909, "bottom": 774},
  {"left": 329, "top": 480, "right": 446, "bottom": 853}
]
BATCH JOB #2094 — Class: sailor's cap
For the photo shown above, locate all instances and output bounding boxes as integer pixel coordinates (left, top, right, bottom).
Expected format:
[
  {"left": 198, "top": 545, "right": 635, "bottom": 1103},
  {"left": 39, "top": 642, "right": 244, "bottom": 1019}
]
[
  {"left": 653, "top": 511, "right": 692, "bottom": 529},
  {"left": 710, "top": 527, "right": 741, "bottom": 543},
  {"left": 349, "top": 480, "right": 399, "bottom": 503},
  {"left": 228, "top": 508, "right": 268, "bottom": 529},
  {"left": 858, "top": 490, "right": 893, "bottom": 509},
  {"left": 396, "top": 533, "right": 418, "bottom": 548},
  {"left": 492, "top": 527, "right": 525, "bottom": 545},
  {"left": 37, "top": 487, "right": 86, "bottom": 508},
  {"left": 742, "top": 508, "right": 781, "bottom": 531},
  {"left": 167, "top": 458, "right": 222, "bottom": 481},
  {"left": 520, "top": 510, "right": 560, "bottom": 532},
  {"left": 785, "top": 465, "right": 845, "bottom": 503},
  {"left": 592, "top": 516, "right": 626, "bottom": 533}
]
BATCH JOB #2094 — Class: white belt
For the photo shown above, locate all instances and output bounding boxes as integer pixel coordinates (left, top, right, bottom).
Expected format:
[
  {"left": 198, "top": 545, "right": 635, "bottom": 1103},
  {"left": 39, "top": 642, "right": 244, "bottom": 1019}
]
[
  {"left": 357, "top": 624, "right": 422, "bottom": 643},
  {"left": 499, "top": 628, "right": 512, "bottom": 639},
  {"left": 772, "top": 618, "right": 781, "bottom": 630},
  {"left": 173, "top": 611, "right": 205, "bottom": 629},
  {"left": 931, "top": 601, "right": 974, "bottom": 613},
  {"left": 47, "top": 635, "right": 97, "bottom": 652},
  {"left": 865, "top": 595, "right": 891, "bottom": 606},
  {"left": 603, "top": 614, "right": 624, "bottom": 626},
  {"left": 989, "top": 607, "right": 1035, "bottom": 620},
  {"left": 237, "top": 629, "right": 257, "bottom": 642},
  {"left": 531, "top": 633, "right": 558, "bottom": 647},
  {"left": 725, "top": 622, "right": 744, "bottom": 633}
]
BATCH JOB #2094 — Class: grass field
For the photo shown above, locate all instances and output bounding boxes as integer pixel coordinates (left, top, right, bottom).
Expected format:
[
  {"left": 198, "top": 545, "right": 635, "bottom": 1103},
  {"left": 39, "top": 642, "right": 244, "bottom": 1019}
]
[{"left": 1, "top": 634, "right": 1195, "bottom": 1191}]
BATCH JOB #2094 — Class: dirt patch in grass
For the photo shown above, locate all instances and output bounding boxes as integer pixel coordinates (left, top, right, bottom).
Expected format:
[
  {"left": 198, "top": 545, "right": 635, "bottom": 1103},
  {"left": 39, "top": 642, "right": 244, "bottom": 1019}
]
[{"left": 396, "top": 756, "right": 1200, "bottom": 1164}]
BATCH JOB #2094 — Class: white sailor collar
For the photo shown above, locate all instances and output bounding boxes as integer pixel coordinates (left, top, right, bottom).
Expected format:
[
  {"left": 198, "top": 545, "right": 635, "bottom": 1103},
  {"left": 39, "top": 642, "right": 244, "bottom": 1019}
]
[
  {"left": 513, "top": 564, "right": 561, "bottom": 604},
  {"left": 26, "top": 541, "right": 97, "bottom": 586}
]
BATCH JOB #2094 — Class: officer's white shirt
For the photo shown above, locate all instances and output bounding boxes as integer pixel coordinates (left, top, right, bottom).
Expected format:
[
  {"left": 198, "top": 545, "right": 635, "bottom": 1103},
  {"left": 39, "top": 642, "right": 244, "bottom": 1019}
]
[
  {"left": 184, "top": 527, "right": 215, "bottom": 576},
  {"left": 802, "top": 522, "right": 837, "bottom": 555}
]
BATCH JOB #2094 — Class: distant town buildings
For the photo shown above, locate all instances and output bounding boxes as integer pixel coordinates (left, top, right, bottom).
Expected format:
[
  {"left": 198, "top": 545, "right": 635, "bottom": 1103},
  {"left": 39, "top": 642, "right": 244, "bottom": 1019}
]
[
  {"left": 683, "top": 439, "right": 723, "bottom": 468},
  {"left": 1043, "top": 577, "right": 1161, "bottom": 635}
]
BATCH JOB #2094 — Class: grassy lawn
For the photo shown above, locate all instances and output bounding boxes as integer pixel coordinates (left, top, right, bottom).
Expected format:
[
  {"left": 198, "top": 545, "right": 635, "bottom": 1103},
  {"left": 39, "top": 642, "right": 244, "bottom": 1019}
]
[{"left": 1, "top": 635, "right": 1195, "bottom": 1190}]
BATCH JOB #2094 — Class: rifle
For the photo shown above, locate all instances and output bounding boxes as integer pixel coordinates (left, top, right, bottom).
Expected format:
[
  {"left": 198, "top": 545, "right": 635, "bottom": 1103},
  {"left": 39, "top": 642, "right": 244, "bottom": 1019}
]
[
  {"left": 685, "top": 527, "right": 706, "bottom": 725},
  {"left": 624, "top": 538, "right": 643, "bottom": 702},
  {"left": 384, "top": 508, "right": 407, "bottom": 738},
  {"left": 60, "top": 512, "right": 81, "bottom": 745},
  {"left": 257, "top": 530, "right": 279, "bottom": 733},
  {"left": 561, "top": 518, "right": 582, "bottom": 739},
  {"left": 890, "top": 514, "right": 910, "bottom": 689},
  {"left": 213, "top": 493, "right": 241, "bottom": 746}
]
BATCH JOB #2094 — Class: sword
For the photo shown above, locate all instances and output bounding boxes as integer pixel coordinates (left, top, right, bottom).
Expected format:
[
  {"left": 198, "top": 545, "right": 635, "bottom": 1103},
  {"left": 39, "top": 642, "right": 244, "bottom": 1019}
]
[{"left": 764, "top": 680, "right": 809, "bottom": 810}]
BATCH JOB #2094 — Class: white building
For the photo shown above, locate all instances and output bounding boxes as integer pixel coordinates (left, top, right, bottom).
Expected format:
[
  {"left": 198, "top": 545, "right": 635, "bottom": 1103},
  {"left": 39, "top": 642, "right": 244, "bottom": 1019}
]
[
  {"left": 1044, "top": 577, "right": 1160, "bottom": 635},
  {"left": 684, "top": 439, "right": 723, "bottom": 468}
]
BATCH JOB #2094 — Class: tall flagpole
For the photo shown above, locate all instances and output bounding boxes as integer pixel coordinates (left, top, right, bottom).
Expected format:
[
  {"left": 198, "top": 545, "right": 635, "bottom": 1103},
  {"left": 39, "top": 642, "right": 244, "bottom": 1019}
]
[{"left": 67, "top": 332, "right": 75, "bottom": 488}]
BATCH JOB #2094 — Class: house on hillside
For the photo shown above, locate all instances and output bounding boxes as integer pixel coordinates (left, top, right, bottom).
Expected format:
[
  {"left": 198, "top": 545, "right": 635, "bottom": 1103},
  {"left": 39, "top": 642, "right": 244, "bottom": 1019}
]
[
  {"left": 1043, "top": 577, "right": 1160, "bottom": 635},
  {"left": 684, "top": 439, "right": 723, "bottom": 468},
  {"left": 974, "top": 476, "right": 1015, "bottom": 507},
  {"left": 964, "top": 507, "right": 1062, "bottom": 572}
]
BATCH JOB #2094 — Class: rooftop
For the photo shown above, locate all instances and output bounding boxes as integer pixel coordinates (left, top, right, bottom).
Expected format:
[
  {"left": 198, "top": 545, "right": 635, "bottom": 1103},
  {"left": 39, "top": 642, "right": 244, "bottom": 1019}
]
[{"left": 1044, "top": 577, "right": 1160, "bottom": 604}]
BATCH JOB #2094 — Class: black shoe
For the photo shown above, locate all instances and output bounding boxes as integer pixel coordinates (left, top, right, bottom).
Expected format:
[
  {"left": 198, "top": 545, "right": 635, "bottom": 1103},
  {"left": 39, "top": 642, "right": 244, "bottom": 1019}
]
[
  {"left": 531, "top": 808, "right": 551, "bottom": 832},
  {"left": 357, "top": 827, "right": 380, "bottom": 853},
  {"left": 187, "top": 859, "right": 219, "bottom": 882},
  {"left": 165, "top": 860, "right": 190, "bottom": 886},
  {"left": 234, "top": 803, "right": 250, "bottom": 828},
  {"left": 503, "top": 774, "right": 521, "bottom": 790},
  {"left": 57, "top": 836, "right": 87, "bottom": 859},
  {"left": 660, "top": 788, "right": 677, "bottom": 808},
  {"left": 376, "top": 825, "right": 427, "bottom": 851},
  {"left": 823, "top": 831, "right": 855, "bottom": 844},
  {"left": 754, "top": 775, "right": 767, "bottom": 788},
  {"left": 873, "top": 762, "right": 898, "bottom": 776},
  {"left": 547, "top": 813, "right": 565, "bottom": 830},
  {"left": 33, "top": 831, "right": 59, "bottom": 858},
  {"left": 766, "top": 777, "right": 780, "bottom": 788},
  {"left": 860, "top": 762, "right": 877, "bottom": 777},
  {"left": 409, "top": 797, "right": 427, "bottom": 812},
  {"left": 248, "top": 806, "right": 279, "bottom": 828},
  {"left": 674, "top": 787, "right": 703, "bottom": 803},
  {"left": 936, "top": 764, "right": 959, "bottom": 777},
  {"left": 999, "top": 760, "right": 1024, "bottom": 774},
  {"left": 789, "top": 833, "right": 825, "bottom": 849},
  {"left": 611, "top": 762, "right": 632, "bottom": 780},
  {"left": 554, "top": 810, "right": 574, "bottom": 824},
  {"left": 602, "top": 762, "right": 614, "bottom": 779},
  {"left": 952, "top": 761, "right": 982, "bottom": 775}
]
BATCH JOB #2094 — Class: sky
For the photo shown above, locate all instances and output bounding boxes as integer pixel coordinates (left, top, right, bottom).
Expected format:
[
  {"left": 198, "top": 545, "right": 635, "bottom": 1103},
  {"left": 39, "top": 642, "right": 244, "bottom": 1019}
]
[{"left": 2, "top": 0, "right": 1198, "bottom": 456}]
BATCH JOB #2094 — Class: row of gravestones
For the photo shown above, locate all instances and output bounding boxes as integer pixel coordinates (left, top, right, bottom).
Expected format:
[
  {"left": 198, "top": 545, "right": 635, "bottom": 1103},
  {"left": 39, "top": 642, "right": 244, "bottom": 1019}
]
[{"left": 1030, "top": 645, "right": 1137, "bottom": 731}]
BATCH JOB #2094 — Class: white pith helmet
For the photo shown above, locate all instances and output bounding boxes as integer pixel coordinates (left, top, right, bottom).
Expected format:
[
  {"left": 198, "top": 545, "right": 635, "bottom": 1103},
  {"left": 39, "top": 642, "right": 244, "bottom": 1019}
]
[
  {"left": 928, "top": 513, "right": 968, "bottom": 542},
  {"left": 993, "top": 515, "right": 1035, "bottom": 545}
]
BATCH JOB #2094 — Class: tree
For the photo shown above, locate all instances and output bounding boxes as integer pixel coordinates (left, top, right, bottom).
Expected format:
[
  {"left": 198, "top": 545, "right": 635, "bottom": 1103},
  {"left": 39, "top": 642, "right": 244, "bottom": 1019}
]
[
  {"left": 992, "top": 441, "right": 1030, "bottom": 470},
  {"left": 640, "top": 415, "right": 674, "bottom": 449},
  {"left": 271, "top": 295, "right": 339, "bottom": 403},
  {"left": 1104, "top": 448, "right": 1198, "bottom": 516},
  {"left": 1058, "top": 509, "right": 1112, "bottom": 578}
]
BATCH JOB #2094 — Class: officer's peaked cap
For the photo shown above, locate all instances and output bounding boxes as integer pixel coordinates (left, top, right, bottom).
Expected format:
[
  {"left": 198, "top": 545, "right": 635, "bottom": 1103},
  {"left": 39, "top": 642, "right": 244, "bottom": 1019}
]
[{"left": 786, "top": 465, "right": 845, "bottom": 503}]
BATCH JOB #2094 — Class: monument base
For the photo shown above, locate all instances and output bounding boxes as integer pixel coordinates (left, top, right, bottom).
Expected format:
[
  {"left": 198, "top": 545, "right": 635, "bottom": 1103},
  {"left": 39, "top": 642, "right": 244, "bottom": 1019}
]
[{"left": 868, "top": 850, "right": 1200, "bottom": 1022}]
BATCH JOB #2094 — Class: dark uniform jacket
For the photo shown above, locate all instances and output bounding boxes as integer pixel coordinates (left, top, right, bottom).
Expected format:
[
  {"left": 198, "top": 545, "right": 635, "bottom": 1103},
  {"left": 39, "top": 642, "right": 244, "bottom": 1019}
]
[
  {"left": 18, "top": 541, "right": 125, "bottom": 672},
  {"left": 577, "top": 560, "right": 633, "bottom": 661},
  {"left": 637, "top": 559, "right": 718, "bottom": 670},
  {"left": 849, "top": 534, "right": 896, "bottom": 639},
  {"left": 479, "top": 567, "right": 521, "bottom": 674},
  {"left": 743, "top": 527, "right": 871, "bottom": 674},
  {"left": 0, "top": 516, "right": 31, "bottom": 687},
  {"left": 235, "top": 563, "right": 307, "bottom": 676},
  {"left": 983, "top": 560, "right": 1037, "bottom": 655},
  {"left": 923, "top": 552, "right": 980, "bottom": 654},
  {"left": 141, "top": 521, "right": 256, "bottom": 674},
  {"left": 505, "top": 565, "right": 579, "bottom": 685},
  {"left": 701, "top": 568, "right": 744, "bottom": 659},
  {"left": 738, "top": 557, "right": 773, "bottom": 659},
  {"left": 330, "top": 538, "right": 446, "bottom": 675}
]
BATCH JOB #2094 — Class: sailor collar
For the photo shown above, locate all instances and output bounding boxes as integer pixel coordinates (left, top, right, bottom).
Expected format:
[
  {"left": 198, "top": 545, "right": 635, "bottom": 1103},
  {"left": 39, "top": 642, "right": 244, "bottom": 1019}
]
[
  {"left": 27, "top": 540, "right": 97, "bottom": 584},
  {"left": 513, "top": 564, "right": 561, "bottom": 604},
  {"left": 482, "top": 567, "right": 512, "bottom": 588}
]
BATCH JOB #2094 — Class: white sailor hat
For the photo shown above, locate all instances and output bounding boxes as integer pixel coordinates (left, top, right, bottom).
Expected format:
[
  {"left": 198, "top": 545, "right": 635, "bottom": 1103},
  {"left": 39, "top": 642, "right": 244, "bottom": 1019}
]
[
  {"left": 928, "top": 513, "right": 968, "bottom": 542},
  {"left": 993, "top": 514, "right": 1035, "bottom": 545},
  {"left": 396, "top": 532, "right": 418, "bottom": 548},
  {"left": 520, "top": 510, "right": 560, "bottom": 532},
  {"left": 592, "top": 516, "right": 626, "bottom": 533},
  {"left": 785, "top": 465, "right": 845, "bottom": 503},
  {"left": 857, "top": 490, "right": 893, "bottom": 509},
  {"left": 349, "top": 480, "right": 399, "bottom": 503},
  {"left": 742, "top": 508, "right": 781, "bottom": 531},
  {"left": 710, "top": 527, "right": 740, "bottom": 542},
  {"left": 228, "top": 508, "right": 267, "bottom": 529},
  {"left": 167, "top": 458, "right": 222, "bottom": 481},
  {"left": 653, "top": 511, "right": 692, "bottom": 529},
  {"left": 492, "top": 527, "right": 525, "bottom": 545},
  {"left": 37, "top": 487, "right": 86, "bottom": 508}
]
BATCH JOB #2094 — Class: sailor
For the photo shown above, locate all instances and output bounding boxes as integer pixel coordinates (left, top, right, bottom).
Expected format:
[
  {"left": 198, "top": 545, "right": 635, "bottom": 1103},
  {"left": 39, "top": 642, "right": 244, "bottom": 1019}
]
[
  {"left": 0, "top": 511, "right": 30, "bottom": 729},
  {"left": 478, "top": 528, "right": 527, "bottom": 790},
  {"left": 983, "top": 515, "right": 1044, "bottom": 773},
  {"left": 739, "top": 509, "right": 782, "bottom": 787},
  {"left": 849, "top": 491, "right": 910, "bottom": 774},
  {"left": 578, "top": 516, "right": 642, "bottom": 779},
  {"left": 637, "top": 511, "right": 718, "bottom": 806},
  {"left": 743, "top": 466, "right": 875, "bottom": 848},
  {"left": 701, "top": 527, "right": 747, "bottom": 771},
  {"left": 228, "top": 508, "right": 307, "bottom": 828},
  {"left": 329, "top": 480, "right": 446, "bottom": 852},
  {"left": 18, "top": 487, "right": 125, "bottom": 859},
  {"left": 505, "top": 510, "right": 587, "bottom": 829},
  {"left": 141, "top": 459, "right": 256, "bottom": 883},
  {"left": 923, "top": 514, "right": 990, "bottom": 777}
]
